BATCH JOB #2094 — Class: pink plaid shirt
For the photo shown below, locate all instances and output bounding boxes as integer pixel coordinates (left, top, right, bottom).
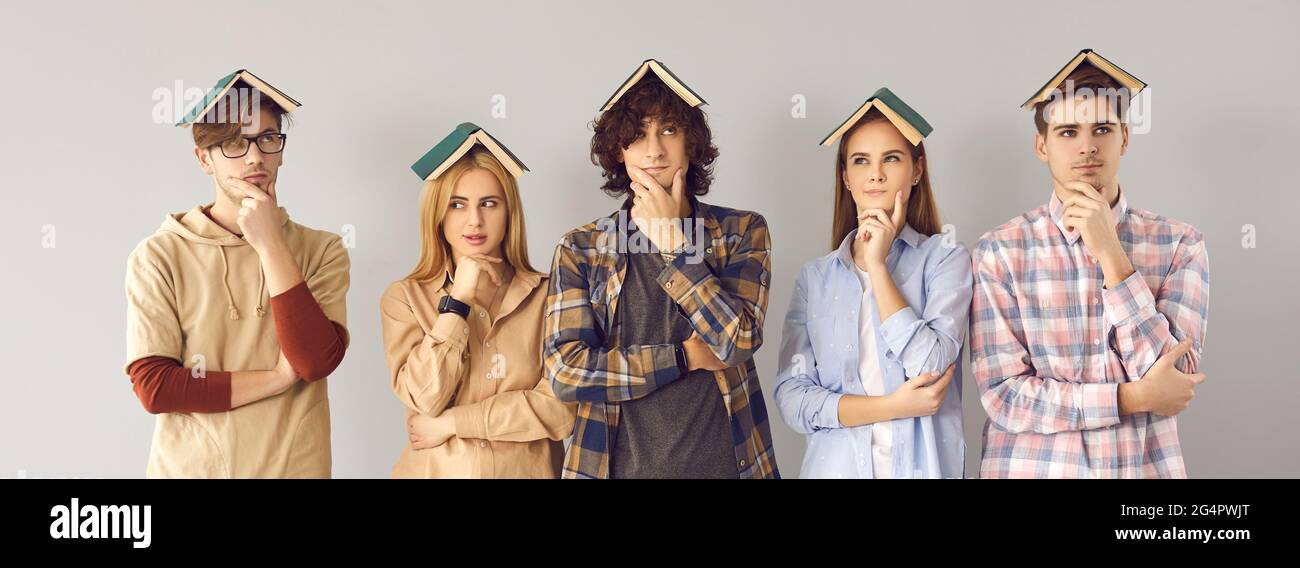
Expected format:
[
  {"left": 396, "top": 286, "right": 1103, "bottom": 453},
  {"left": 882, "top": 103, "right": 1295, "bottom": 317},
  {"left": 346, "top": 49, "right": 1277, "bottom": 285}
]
[{"left": 970, "top": 188, "right": 1209, "bottom": 478}]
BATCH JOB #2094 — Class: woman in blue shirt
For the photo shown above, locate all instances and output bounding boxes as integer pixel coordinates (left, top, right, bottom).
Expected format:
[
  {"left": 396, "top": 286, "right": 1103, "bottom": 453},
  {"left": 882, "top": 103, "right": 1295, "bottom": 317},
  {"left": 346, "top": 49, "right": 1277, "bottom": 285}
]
[{"left": 774, "top": 90, "right": 972, "bottom": 478}]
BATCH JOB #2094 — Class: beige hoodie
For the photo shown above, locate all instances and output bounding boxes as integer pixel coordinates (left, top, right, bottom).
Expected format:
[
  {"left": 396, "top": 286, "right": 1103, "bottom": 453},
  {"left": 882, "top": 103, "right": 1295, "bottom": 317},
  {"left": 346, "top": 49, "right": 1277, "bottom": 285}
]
[{"left": 125, "top": 203, "right": 350, "bottom": 478}]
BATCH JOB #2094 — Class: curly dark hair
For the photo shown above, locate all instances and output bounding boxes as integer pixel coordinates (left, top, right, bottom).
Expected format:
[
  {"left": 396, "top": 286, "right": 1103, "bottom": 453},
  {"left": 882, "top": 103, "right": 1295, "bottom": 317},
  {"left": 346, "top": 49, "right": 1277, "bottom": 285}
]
[{"left": 590, "top": 75, "right": 719, "bottom": 198}]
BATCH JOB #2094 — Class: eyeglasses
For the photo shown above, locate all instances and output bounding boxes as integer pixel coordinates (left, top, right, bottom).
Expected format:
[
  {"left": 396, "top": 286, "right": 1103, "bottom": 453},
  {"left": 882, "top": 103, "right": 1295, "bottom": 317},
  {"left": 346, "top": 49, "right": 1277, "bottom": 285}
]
[{"left": 215, "top": 133, "right": 288, "bottom": 158}]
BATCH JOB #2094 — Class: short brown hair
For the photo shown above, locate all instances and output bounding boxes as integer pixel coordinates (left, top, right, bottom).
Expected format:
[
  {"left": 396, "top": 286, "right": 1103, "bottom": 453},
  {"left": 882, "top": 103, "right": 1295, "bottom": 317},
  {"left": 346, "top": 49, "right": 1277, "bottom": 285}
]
[
  {"left": 1032, "top": 63, "right": 1130, "bottom": 135},
  {"left": 590, "top": 75, "right": 719, "bottom": 198},
  {"left": 191, "top": 88, "right": 290, "bottom": 149}
]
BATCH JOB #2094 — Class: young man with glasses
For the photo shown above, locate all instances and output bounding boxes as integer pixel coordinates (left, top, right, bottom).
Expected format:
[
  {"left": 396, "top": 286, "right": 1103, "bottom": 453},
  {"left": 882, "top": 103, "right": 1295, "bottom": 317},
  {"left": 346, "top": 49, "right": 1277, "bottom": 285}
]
[{"left": 124, "top": 71, "right": 351, "bottom": 477}]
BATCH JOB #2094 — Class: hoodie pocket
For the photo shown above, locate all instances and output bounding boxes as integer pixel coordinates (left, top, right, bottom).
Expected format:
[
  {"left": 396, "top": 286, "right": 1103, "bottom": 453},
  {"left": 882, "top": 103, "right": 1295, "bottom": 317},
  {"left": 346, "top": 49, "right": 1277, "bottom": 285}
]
[
  {"left": 149, "top": 414, "right": 229, "bottom": 478},
  {"left": 285, "top": 397, "right": 332, "bottom": 478}
]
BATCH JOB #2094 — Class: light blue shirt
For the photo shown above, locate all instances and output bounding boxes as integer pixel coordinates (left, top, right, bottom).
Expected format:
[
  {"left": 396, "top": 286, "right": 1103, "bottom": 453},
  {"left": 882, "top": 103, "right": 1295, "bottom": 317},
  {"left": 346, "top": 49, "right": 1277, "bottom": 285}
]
[{"left": 774, "top": 225, "right": 972, "bottom": 478}]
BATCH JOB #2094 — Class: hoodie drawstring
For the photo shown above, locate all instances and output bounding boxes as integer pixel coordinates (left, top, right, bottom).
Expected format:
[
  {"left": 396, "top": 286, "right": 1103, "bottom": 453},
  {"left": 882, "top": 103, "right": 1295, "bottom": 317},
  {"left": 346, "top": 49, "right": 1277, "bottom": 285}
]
[
  {"left": 219, "top": 247, "right": 239, "bottom": 320},
  {"left": 218, "top": 246, "right": 267, "bottom": 320},
  {"left": 255, "top": 264, "right": 266, "bottom": 318}
]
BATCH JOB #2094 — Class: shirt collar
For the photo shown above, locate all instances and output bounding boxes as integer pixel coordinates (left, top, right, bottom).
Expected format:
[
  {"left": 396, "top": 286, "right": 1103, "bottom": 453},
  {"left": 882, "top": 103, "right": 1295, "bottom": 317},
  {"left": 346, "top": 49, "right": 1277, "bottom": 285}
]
[
  {"left": 1048, "top": 185, "right": 1129, "bottom": 245},
  {"left": 833, "top": 223, "right": 922, "bottom": 270}
]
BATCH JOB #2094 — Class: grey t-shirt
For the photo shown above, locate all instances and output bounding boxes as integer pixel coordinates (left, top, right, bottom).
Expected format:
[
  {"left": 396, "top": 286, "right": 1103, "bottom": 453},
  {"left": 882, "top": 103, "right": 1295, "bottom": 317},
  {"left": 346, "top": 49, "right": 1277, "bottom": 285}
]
[{"left": 609, "top": 210, "right": 737, "bottom": 479}]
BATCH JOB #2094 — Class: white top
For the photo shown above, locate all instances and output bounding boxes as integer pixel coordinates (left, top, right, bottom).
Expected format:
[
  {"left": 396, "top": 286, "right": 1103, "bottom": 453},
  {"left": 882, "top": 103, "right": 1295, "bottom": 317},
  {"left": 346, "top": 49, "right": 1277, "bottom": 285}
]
[{"left": 854, "top": 265, "right": 892, "bottom": 478}]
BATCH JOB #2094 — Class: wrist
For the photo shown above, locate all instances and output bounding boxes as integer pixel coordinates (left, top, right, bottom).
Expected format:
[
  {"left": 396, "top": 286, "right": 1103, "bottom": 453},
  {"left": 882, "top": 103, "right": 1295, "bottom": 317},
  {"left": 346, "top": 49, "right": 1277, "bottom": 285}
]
[
  {"left": 449, "top": 288, "right": 474, "bottom": 304},
  {"left": 879, "top": 391, "right": 900, "bottom": 420},
  {"left": 1118, "top": 382, "right": 1147, "bottom": 415},
  {"left": 269, "top": 368, "right": 294, "bottom": 391},
  {"left": 255, "top": 233, "right": 289, "bottom": 255},
  {"left": 1100, "top": 252, "right": 1135, "bottom": 287}
]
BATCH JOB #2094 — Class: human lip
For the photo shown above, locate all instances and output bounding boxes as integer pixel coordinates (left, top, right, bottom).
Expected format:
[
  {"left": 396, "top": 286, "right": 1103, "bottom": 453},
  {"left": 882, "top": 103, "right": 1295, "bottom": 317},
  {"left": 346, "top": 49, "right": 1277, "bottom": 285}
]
[
  {"left": 1073, "top": 163, "right": 1102, "bottom": 172},
  {"left": 242, "top": 173, "right": 269, "bottom": 183},
  {"left": 865, "top": 189, "right": 887, "bottom": 197},
  {"left": 642, "top": 166, "right": 668, "bottom": 175},
  {"left": 463, "top": 234, "right": 487, "bottom": 245}
]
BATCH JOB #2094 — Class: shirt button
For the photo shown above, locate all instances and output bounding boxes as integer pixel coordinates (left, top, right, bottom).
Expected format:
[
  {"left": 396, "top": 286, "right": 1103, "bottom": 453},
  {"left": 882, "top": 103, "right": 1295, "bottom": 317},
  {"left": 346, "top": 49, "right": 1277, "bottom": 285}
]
[
  {"left": 665, "top": 282, "right": 672, "bottom": 288},
  {"left": 479, "top": 441, "right": 488, "bottom": 448},
  {"left": 485, "top": 373, "right": 492, "bottom": 379},
  {"left": 462, "top": 327, "right": 469, "bottom": 334},
  {"left": 1093, "top": 339, "right": 1101, "bottom": 346},
  {"left": 738, "top": 459, "right": 747, "bottom": 467},
  {"left": 705, "top": 247, "right": 713, "bottom": 254},
  {"left": 479, "top": 311, "right": 487, "bottom": 318},
  {"left": 485, "top": 341, "right": 492, "bottom": 347}
]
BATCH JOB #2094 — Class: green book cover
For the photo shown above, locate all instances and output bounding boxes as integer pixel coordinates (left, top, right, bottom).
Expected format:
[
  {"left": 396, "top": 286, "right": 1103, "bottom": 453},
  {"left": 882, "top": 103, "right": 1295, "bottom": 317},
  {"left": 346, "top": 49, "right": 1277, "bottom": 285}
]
[
  {"left": 175, "top": 70, "right": 242, "bottom": 126},
  {"left": 175, "top": 69, "right": 302, "bottom": 127},
  {"left": 870, "top": 87, "right": 932, "bottom": 138},
  {"left": 820, "top": 87, "right": 933, "bottom": 146},
  {"left": 600, "top": 59, "right": 707, "bottom": 111},
  {"left": 410, "top": 122, "right": 529, "bottom": 181}
]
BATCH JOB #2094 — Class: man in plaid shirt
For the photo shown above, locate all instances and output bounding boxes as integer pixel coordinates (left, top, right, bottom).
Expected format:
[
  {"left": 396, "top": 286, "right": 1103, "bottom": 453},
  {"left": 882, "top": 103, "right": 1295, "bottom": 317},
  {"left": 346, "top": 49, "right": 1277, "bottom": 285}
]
[
  {"left": 971, "top": 53, "right": 1210, "bottom": 478},
  {"left": 544, "top": 61, "right": 779, "bottom": 479}
]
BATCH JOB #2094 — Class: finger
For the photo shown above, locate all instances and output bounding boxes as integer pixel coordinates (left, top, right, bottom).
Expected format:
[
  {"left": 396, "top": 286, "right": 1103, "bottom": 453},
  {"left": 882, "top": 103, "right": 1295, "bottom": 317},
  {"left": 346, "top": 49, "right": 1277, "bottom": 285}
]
[
  {"left": 1063, "top": 196, "right": 1098, "bottom": 212},
  {"left": 868, "top": 209, "right": 892, "bottom": 229},
  {"left": 861, "top": 218, "right": 889, "bottom": 234},
  {"left": 1073, "top": 182, "right": 1104, "bottom": 202},
  {"left": 227, "top": 177, "right": 270, "bottom": 200},
  {"left": 1062, "top": 213, "right": 1089, "bottom": 230},
  {"left": 1063, "top": 181, "right": 1103, "bottom": 202},
  {"left": 857, "top": 208, "right": 887, "bottom": 220},
  {"left": 471, "top": 254, "right": 503, "bottom": 263},
  {"left": 891, "top": 190, "right": 906, "bottom": 228},
  {"left": 1161, "top": 338, "right": 1194, "bottom": 364},
  {"left": 629, "top": 182, "right": 651, "bottom": 200},
  {"left": 628, "top": 165, "right": 664, "bottom": 192},
  {"left": 483, "top": 262, "right": 503, "bottom": 286},
  {"left": 904, "top": 374, "right": 933, "bottom": 389},
  {"left": 241, "top": 198, "right": 257, "bottom": 210},
  {"left": 909, "top": 372, "right": 939, "bottom": 387},
  {"left": 930, "top": 368, "right": 955, "bottom": 390}
]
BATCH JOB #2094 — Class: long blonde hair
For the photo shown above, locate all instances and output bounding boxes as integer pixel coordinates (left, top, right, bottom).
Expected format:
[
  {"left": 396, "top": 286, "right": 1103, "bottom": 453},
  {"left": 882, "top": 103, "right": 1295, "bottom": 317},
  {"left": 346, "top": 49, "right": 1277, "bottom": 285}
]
[
  {"left": 830, "top": 111, "right": 943, "bottom": 249},
  {"left": 406, "top": 147, "right": 539, "bottom": 281}
]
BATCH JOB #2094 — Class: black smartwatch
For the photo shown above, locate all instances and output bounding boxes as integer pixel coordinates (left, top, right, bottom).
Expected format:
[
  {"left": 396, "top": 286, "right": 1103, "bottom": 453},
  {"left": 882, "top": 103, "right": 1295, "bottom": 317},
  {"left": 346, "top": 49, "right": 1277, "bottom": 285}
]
[{"left": 437, "top": 295, "right": 471, "bottom": 320}]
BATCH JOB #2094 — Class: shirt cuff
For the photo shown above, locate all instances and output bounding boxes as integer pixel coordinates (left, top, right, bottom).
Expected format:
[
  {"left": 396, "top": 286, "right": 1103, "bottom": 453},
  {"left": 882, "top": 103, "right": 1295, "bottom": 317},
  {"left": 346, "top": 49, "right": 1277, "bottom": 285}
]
[
  {"left": 1102, "top": 270, "right": 1155, "bottom": 326},
  {"left": 819, "top": 391, "right": 845, "bottom": 430},
  {"left": 448, "top": 403, "right": 487, "bottom": 440},
  {"left": 656, "top": 252, "right": 713, "bottom": 304},
  {"left": 879, "top": 307, "right": 921, "bottom": 360},
  {"left": 1076, "top": 382, "right": 1122, "bottom": 430}
]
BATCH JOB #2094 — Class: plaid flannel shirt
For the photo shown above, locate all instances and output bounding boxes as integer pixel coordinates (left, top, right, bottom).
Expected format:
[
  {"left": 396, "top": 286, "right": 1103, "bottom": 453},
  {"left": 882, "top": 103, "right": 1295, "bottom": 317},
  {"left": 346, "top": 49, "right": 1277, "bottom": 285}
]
[
  {"left": 971, "top": 189, "right": 1209, "bottom": 478},
  {"left": 544, "top": 199, "right": 780, "bottom": 479}
]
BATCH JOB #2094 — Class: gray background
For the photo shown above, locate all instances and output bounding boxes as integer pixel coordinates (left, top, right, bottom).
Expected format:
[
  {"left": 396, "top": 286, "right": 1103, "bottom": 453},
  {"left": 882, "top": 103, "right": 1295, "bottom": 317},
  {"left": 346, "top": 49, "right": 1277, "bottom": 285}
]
[{"left": 2, "top": 0, "right": 1296, "bottom": 478}]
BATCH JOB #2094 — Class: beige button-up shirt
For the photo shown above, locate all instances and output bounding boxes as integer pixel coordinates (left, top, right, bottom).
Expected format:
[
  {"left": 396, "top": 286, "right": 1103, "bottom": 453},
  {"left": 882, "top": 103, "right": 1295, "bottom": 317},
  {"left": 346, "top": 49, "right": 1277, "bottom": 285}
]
[{"left": 381, "top": 269, "right": 575, "bottom": 478}]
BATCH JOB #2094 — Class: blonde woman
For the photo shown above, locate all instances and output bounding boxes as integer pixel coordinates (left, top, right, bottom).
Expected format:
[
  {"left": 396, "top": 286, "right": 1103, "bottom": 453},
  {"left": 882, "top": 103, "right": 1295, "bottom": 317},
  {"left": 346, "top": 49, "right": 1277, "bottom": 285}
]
[{"left": 381, "top": 124, "right": 574, "bottom": 478}]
